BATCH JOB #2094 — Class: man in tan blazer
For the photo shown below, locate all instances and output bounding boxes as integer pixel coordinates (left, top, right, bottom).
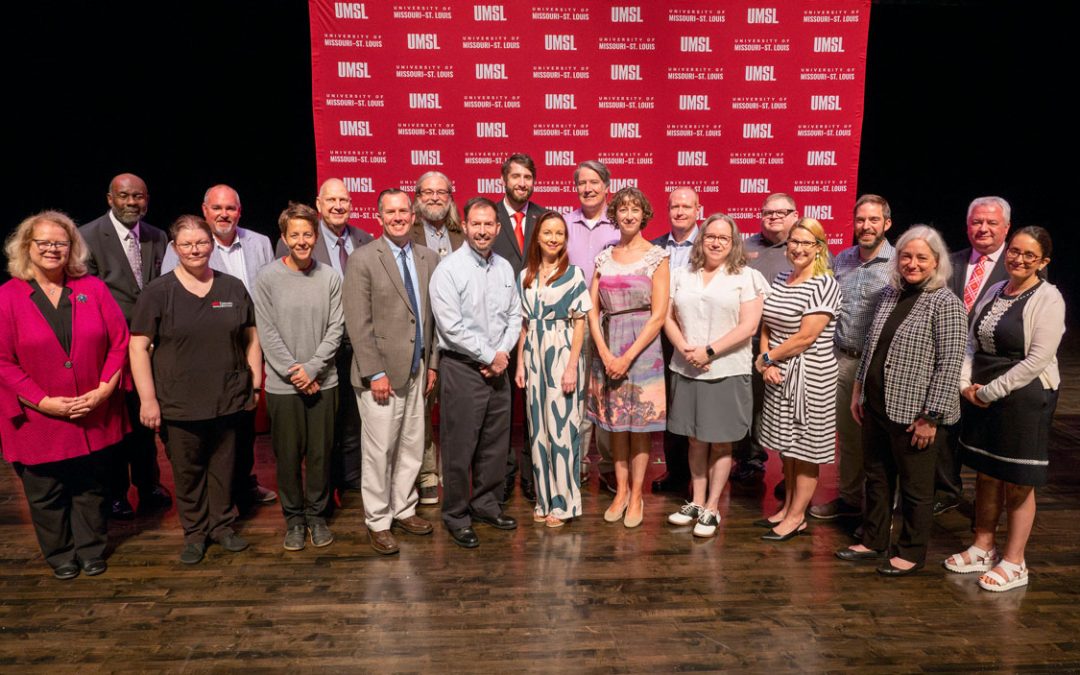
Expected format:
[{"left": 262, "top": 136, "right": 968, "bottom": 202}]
[{"left": 343, "top": 189, "right": 439, "bottom": 555}]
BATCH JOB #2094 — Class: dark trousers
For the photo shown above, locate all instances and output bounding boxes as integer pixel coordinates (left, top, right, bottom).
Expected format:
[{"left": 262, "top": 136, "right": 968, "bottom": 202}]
[
  {"left": 933, "top": 421, "right": 964, "bottom": 502},
  {"left": 660, "top": 334, "right": 689, "bottom": 481},
  {"left": 504, "top": 349, "right": 533, "bottom": 487},
  {"left": 107, "top": 390, "right": 162, "bottom": 502},
  {"left": 15, "top": 452, "right": 108, "bottom": 569},
  {"left": 440, "top": 354, "right": 511, "bottom": 529},
  {"left": 231, "top": 409, "right": 258, "bottom": 501},
  {"left": 331, "top": 341, "right": 363, "bottom": 489},
  {"left": 266, "top": 389, "right": 337, "bottom": 528},
  {"left": 733, "top": 343, "right": 769, "bottom": 468},
  {"left": 162, "top": 414, "right": 239, "bottom": 546},
  {"left": 861, "top": 406, "right": 944, "bottom": 565}
]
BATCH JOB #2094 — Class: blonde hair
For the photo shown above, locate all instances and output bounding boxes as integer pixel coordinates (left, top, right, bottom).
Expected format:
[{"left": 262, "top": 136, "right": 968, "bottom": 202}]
[
  {"left": 789, "top": 218, "right": 832, "bottom": 278},
  {"left": 5, "top": 210, "right": 89, "bottom": 280}
]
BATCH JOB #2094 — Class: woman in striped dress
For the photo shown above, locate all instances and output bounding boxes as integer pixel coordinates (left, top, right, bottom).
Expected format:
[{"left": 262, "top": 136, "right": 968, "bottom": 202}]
[{"left": 754, "top": 218, "right": 841, "bottom": 542}]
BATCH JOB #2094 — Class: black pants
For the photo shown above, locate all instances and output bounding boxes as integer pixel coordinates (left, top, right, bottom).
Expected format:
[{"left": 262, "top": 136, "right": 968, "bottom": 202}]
[
  {"left": 231, "top": 409, "right": 258, "bottom": 502},
  {"left": 861, "top": 406, "right": 943, "bottom": 565},
  {"left": 933, "top": 421, "right": 963, "bottom": 502},
  {"left": 107, "top": 390, "right": 162, "bottom": 503},
  {"left": 15, "top": 452, "right": 108, "bottom": 569},
  {"left": 503, "top": 349, "right": 533, "bottom": 487},
  {"left": 440, "top": 353, "right": 510, "bottom": 529},
  {"left": 266, "top": 389, "right": 337, "bottom": 528},
  {"left": 733, "top": 343, "right": 769, "bottom": 469},
  {"left": 162, "top": 414, "right": 239, "bottom": 546},
  {"left": 331, "top": 340, "right": 363, "bottom": 489},
  {"left": 659, "top": 333, "right": 689, "bottom": 480}
]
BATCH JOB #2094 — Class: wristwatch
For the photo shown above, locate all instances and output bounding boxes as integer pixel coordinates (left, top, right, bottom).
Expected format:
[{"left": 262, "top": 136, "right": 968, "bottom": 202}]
[
  {"left": 762, "top": 352, "right": 777, "bottom": 368},
  {"left": 705, "top": 345, "right": 716, "bottom": 358}
]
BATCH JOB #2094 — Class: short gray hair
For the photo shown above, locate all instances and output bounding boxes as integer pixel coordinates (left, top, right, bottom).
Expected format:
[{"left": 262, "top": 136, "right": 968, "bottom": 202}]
[
  {"left": 966, "top": 196, "right": 1011, "bottom": 224},
  {"left": 890, "top": 225, "right": 952, "bottom": 291},
  {"left": 573, "top": 160, "right": 610, "bottom": 186}
]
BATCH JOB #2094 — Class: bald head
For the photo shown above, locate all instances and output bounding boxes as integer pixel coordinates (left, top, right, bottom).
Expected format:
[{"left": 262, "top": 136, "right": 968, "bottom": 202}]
[
  {"left": 107, "top": 173, "right": 149, "bottom": 227},
  {"left": 202, "top": 184, "right": 242, "bottom": 244},
  {"left": 316, "top": 178, "right": 353, "bottom": 234},
  {"left": 667, "top": 187, "right": 700, "bottom": 241}
]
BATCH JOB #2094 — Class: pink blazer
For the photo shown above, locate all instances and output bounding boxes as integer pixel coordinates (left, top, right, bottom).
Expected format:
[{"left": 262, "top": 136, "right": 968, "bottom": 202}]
[{"left": 0, "top": 275, "right": 130, "bottom": 465}]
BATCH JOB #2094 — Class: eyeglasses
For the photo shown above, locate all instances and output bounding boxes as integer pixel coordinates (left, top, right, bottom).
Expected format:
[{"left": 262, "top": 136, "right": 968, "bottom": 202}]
[
  {"left": 786, "top": 239, "right": 819, "bottom": 250},
  {"left": 1005, "top": 247, "right": 1043, "bottom": 264},
  {"left": 762, "top": 209, "right": 795, "bottom": 219},
  {"left": 703, "top": 234, "right": 732, "bottom": 245},
  {"left": 175, "top": 240, "right": 213, "bottom": 252},
  {"left": 419, "top": 189, "right": 451, "bottom": 198},
  {"left": 32, "top": 240, "right": 71, "bottom": 251}
]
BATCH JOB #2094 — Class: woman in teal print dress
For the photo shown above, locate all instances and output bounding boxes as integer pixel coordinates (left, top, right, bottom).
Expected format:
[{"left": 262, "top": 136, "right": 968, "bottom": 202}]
[{"left": 515, "top": 212, "right": 592, "bottom": 527}]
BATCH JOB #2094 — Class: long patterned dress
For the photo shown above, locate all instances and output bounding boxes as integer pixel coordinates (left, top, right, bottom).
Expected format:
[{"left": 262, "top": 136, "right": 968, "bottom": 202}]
[
  {"left": 520, "top": 265, "right": 592, "bottom": 518},
  {"left": 588, "top": 245, "right": 668, "bottom": 433}
]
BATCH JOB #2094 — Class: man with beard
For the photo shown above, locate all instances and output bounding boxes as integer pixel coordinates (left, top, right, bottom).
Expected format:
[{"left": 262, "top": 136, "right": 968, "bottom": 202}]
[
  {"left": 162, "top": 184, "right": 277, "bottom": 510},
  {"left": 408, "top": 171, "right": 464, "bottom": 506},
  {"left": 491, "top": 154, "right": 545, "bottom": 503},
  {"left": 430, "top": 197, "right": 520, "bottom": 548},
  {"left": 809, "top": 194, "right": 894, "bottom": 522},
  {"left": 80, "top": 173, "right": 171, "bottom": 518}
]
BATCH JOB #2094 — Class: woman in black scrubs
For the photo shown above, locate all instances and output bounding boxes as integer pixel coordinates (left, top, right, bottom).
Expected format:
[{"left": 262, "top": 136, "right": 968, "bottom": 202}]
[{"left": 129, "top": 215, "right": 263, "bottom": 564}]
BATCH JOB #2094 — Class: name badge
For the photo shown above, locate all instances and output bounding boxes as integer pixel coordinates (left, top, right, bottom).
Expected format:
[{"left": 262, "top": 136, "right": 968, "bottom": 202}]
[{"left": 211, "top": 301, "right": 234, "bottom": 309}]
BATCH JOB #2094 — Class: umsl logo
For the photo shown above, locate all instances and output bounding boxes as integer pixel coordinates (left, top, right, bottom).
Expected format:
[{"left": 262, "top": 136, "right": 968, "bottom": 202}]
[
  {"left": 745, "top": 65, "right": 776, "bottom": 81},
  {"left": 814, "top": 36, "right": 844, "bottom": 53},
  {"left": 610, "top": 178, "right": 638, "bottom": 191},
  {"left": 679, "top": 95, "right": 710, "bottom": 111},
  {"left": 337, "top": 61, "right": 370, "bottom": 78},
  {"left": 545, "top": 34, "right": 576, "bottom": 50},
  {"left": 807, "top": 150, "right": 837, "bottom": 166},
  {"left": 680, "top": 36, "right": 712, "bottom": 52},
  {"left": 344, "top": 177, "right": 374, "bottom": 193},
  {"left": 407, "top": 33, "right": 441, "bottom": 50},
  {"left": 610, "top": 123, "right": 641, "bottom": 138},
  {"left": 545, "top": 94, "right": 576, "bottom": 110},
  {"left": 740, "top": 178, "right": 769, "bottom": 193},
  {"left": 339, "top": 120, "right": 372, "bottom": 136},
  {"left": 678, "top": 151, "right": 707, "bottom": 166},
  {"left": 475, "top": 63, "right": 507, "bottom": 79},
  {"left": 477, "top": 178, "right": 503, "bottom": 193},
  {"left": 611, "top": 64, "right": 642, "bottom": 80},
  {"left": 545, "top": 150, "right": 575, "bottom": 166},
  {"left": 476, "top": 122, "right": 508, "bottom": 138},
  {"left": 743, "top": 123, "right": 773, "bottom": 139},
  {"left": 473, "top": 4, "right": 506, "bottom": 21},
  {"left": 611, "top": 6, "right": 643, "bottom": 22},
  {"left": 334, "top": 2, "right": 368, "bottom": 19},
  {"left": 747, "top": 7, "right": 778, "bottom": 23},
  {"left": 811, "top": 95, "right": 842, "bottom": 110},
  {"left": 409, "top": 93, "right": 441, "bottom": 109},
  {"left": 410, "top": 150, "right": 442, "bottom": 166},
  {"left": 804, "top": 205, "right": 833, "bottom": 220}
]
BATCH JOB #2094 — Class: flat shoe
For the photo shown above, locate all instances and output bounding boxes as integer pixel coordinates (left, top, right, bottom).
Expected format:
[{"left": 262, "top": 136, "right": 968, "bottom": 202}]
[
  {"left": 761, "top": 521, "right": 807, "bottom": 542},
  {"left": 943, "top": 544, "right": 997, "bottom": 574},
  {"left": 623, "top": 499, "right": 644, "bottom": 528},
  {"left": 533, "top": 512, "right": 547, "bottom": 524},
  {"left": 978, "top": 559, "right": 1028, "bottom": 592},
  {"left": 877, "top": 560, "right": 924, "bottom": 577},
  {"left": 604, "top": 500, "right": 628, "bottom": 523},
  {"left": 835, "top": 547, "right": 884, "bottom": 561},
  {"left": 545, "top": 516, "right": 567, "bottom": 528}
]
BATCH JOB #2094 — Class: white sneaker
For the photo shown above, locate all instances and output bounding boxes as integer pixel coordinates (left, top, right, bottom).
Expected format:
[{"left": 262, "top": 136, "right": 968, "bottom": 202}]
[
  {"left": 668, "top": 501, "right": 703, "bottom": 525},
  {"left": 693, "top": 509, "right": 720, "bottom": 538}
]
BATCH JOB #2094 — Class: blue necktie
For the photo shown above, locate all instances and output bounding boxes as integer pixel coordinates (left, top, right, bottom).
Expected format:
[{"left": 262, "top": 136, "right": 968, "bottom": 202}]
[{"left": 400, "top": 248, "right": 422, "bottom": 374}]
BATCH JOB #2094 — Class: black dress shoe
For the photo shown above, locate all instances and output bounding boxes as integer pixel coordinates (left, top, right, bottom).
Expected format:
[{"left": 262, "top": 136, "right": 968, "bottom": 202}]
[
  {"left": 81, "top": 558, "right": 108, "bottom": 576},
  {"left": 216, "top": 532, "right": 249, "bottom": 553},
  {"left": 651, "top": 472, "right": 689, "bottom": 493},
  {"left": 472, "top": 512, "right": 518, "bottom": 530},
  {"left": 761, "top": 521, "right": 808, "bottom": 542},
  {"left": 877, "top": 560, "right": 924, "bottom": 577},
  {"left": 110, "top": 498, "right": 135, "bottom": 520},
  {"left": 752, "top": 517, "right": 783, "bottom": 529},
  {"left": 138, "top": 485, "right": 172, "bottom": 513},
  {"left": 835, "top": 547, "right": 884, "bottom": 561},
  {"left": 53, "top": 562, "right": 80, "bottom": 580},
  {"left": 449, "top": 526, "right": 479, "bottom": 548}
]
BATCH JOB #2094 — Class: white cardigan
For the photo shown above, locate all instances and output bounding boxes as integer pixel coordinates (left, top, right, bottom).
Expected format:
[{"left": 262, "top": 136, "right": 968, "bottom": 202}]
[{"left": 959, "top": 280, "right": 1065, "bottom": 402}]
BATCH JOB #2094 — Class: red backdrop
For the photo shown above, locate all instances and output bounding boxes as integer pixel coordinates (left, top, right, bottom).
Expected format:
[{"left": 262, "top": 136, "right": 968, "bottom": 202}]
[{"left": 309, "top": 0, "right": 870, "bottom": 247}]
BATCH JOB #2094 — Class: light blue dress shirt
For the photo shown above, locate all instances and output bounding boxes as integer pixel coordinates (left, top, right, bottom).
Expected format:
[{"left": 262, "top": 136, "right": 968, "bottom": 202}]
[{"left": 321, "top": 220, "right": 354, "bottom": 278}]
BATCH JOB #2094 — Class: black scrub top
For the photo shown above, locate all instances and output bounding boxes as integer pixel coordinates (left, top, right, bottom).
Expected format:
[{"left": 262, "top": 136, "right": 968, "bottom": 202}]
[
  {"left": 28, "top": 280, "right": 73, "bottom": 355},
  {"left": 131, "top": 271, "right": 255, "bottom": 422}
]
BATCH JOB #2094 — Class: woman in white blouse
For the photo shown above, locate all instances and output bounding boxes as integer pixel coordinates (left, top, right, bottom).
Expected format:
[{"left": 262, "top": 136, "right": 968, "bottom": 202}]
[{"left": 663, "top": 214, "right": 768, "bottom": 536}]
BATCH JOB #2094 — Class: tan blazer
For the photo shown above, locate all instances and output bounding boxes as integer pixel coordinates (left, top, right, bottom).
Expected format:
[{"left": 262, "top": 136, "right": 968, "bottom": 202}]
[{"left": 343, "top": 236, "right": 439, "bottom": 392}]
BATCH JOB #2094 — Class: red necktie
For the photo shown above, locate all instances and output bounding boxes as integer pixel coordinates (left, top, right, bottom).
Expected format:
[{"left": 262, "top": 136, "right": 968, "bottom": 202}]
[
  {"left": 513, "top": 211, "right": 525, "bottom": 252},
  {"left": 963, "top": 254, "right": 988, "bottom": 312}
]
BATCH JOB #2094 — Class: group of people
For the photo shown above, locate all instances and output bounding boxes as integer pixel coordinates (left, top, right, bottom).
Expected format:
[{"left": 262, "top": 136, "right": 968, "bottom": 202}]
[{"left": 0, "top": 160, "right": 1062, "bottom": 595}]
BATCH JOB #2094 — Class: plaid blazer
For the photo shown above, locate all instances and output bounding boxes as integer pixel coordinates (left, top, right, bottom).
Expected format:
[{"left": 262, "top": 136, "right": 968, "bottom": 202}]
[{"left": 855, "top": 285, "right": 967, "bottom": 425}]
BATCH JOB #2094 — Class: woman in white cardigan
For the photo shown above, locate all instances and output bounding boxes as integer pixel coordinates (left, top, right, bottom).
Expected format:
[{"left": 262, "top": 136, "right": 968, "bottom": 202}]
[{"left": 944, "top": 226, "right": 1064, "bottom": 592}]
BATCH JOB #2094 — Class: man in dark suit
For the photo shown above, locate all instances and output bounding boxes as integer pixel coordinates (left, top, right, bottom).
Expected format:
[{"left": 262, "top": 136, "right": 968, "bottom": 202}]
[
  {"left": 277, "top": 178, "right": 374, "bottom": 496},
  {"left": 491, "top": 154, "right": 546, "bottom": 503},
  {"left": 938, "top": 196, "right": 1012, "bottom": 514},
  {"left": 80, "top": 173, "right": 171, "bottom": 518}
]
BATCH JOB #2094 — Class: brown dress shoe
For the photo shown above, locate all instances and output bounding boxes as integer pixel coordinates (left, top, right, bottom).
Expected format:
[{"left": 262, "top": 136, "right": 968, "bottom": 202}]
[
  {"left": 369, "top": 529, "right": 400, "bottom": 555},
  {"left": 392, "top": 515, "right": 434, "bottom": 536}
]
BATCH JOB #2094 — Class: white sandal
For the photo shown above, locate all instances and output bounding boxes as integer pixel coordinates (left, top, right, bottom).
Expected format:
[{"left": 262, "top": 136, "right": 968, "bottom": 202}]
[
  {"left": 943, "top": 545, "right": 998, "bottom": 574},
  {"left": 978, "top": 559, "right": 1028, "bottom": 592}
]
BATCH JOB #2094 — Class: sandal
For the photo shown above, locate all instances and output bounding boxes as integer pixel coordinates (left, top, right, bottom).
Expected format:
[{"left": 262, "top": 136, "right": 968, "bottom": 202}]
[
  {"left": 533, "top": 512, "right": 546, "bottom": 524},
  {"left": 943, "top": 545, "right": 998, "bottom": 574},
  {"left": 978, "top": 559, "right": 1028, "bottom": 592},
  {"left": 545, "top": 515, "right": 566, "bottom": 528}
]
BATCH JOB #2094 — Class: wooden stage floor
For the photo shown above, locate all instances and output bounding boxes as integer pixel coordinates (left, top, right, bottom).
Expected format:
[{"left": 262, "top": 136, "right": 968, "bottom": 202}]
[{"left": 2, "top": 342, "right": 1080, "bottom": 672}]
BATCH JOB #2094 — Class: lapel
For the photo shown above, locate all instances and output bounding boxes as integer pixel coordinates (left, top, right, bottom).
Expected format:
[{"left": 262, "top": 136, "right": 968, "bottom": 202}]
[
  {"left": 377, "top": 239, "right": 414, "bottom": 315},
  {"left": 18, "top": 279, "right": 74, "bottom": 359},
  {"left": 413, "top": 245, "right": 430, "bottom": 313},
  {"left": 137, "top": 223, "right": 155, "bottom": 286}
]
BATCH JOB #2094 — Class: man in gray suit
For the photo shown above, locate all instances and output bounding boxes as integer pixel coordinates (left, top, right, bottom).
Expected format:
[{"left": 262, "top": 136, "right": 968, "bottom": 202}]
[
  {"left": 344, "top": 189, "right": 438, "bottom": 555},
  {"left": 80, "top": 173, "right": 171, "bottom": 519}
]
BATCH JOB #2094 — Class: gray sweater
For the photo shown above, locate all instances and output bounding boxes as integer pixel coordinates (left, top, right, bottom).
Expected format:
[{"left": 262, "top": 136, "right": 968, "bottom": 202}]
[{"left": 253, "top": 258, "right": 345, "bottom": 395}]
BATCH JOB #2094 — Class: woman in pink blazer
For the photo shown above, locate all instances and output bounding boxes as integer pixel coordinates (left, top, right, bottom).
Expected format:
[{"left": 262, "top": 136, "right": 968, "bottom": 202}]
[{"left": 0, "top": 211, "right": 130, "bottom": 580}]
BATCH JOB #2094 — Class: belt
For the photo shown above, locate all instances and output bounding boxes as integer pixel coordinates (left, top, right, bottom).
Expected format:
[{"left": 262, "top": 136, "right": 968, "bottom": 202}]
[
  {"left": 439, "top": 349, "right": 484, "bottom": 368},
  {"left": 836, "top": 346, "right": 861, "bottom": 359}
]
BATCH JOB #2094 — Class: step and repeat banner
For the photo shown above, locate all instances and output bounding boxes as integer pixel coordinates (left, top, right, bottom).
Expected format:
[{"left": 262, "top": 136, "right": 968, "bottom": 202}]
[{"left": 309, "top": 0, "right": 870, "bottom": 246}]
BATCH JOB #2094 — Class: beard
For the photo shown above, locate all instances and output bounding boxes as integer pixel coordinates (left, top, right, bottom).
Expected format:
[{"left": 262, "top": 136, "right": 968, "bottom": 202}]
[{"left": 419, "top": 201, "right": 450, "bottom": 224}]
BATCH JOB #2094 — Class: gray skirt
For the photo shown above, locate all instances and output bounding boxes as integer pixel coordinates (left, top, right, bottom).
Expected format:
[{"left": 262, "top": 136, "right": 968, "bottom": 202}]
[{"left": 667, "top": 372, "right": 752, "bottom": 444}]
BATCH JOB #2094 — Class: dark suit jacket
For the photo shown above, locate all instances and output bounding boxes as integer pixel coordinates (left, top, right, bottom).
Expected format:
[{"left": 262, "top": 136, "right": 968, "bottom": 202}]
[
  {"left": 947, "top": 247, "right": 1008, "bottom": 316},
  {"left": 80, "top": 213, "right": 168, "bottom": 324},
  {"left": 409, "top": 220, "right": 464, "bottom": 254},
  {"left": 342, "top": 237, "right": 438, "bottom": 392},
  {"left": 492, "top": 200, "right": 546, "bottom": 276},
  {"left": 274, "top": 222, "right": 374, "bottom": 263}
]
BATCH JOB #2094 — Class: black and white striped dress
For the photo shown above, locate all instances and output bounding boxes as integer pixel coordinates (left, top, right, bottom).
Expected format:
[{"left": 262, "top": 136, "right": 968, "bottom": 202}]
[{"left": 756, "top": 271, "right": 842, "bottom": 464}]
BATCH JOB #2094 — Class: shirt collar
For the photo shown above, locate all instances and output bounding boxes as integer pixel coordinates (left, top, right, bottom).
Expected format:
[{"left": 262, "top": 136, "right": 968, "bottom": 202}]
[
  {"left": 665, "top": 226, "right": 698, "bottom": 247},
  {"left": 465, "top": 244, "right": 493, "bottom": 266},
  {"left": 321, "top": 220, "right": 348, "bottom": 243},
  {"left": 214, "top": 229, "right": 242, "bottom": 251},
  {"left": 385, "top": 237, "right": 412, "bottom": 258},
  {"left": 108, "top": 211, "right": 140, "bottom": 241},
  {"left": 862, "top": 239, "right": 895, "bottom": 264},
  {"left": 971, "top": 243, "right": 1005, "bottom": 265}
]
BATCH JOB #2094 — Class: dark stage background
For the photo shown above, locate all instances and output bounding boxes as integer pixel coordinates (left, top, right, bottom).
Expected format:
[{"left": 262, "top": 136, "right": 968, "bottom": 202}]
[{"left": 5, "top": 1, "right": 1072, "bottom": 309}]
